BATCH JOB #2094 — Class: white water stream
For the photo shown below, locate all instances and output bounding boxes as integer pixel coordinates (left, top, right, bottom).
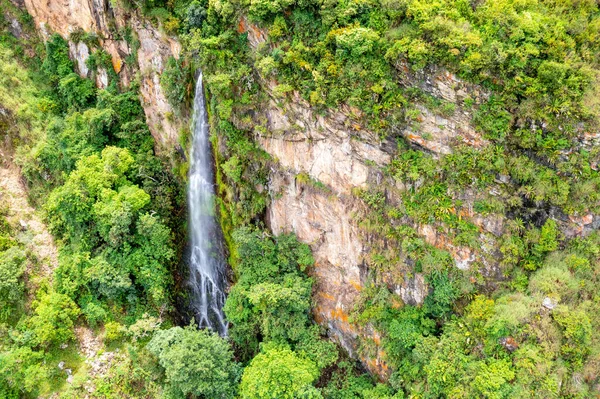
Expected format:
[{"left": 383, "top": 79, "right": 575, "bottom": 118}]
[{"left": 188, "top": 73, "right": 228, "bottom": 336}]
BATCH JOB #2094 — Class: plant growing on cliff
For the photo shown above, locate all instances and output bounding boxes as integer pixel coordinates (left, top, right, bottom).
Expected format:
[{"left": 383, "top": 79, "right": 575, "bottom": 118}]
[
  {"left": 224, "top": 228, "right": 338, "bottom": 369},
  {"left": 0, "top": 247, "right": 26, "bottom": 320},
  {"left": 161, "top": 56, "right": 190, "bottom": 112}
]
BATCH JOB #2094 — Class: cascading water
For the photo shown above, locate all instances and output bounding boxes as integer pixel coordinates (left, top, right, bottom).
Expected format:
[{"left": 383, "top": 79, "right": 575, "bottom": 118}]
[{"left": 188, "top": 72, "right": 228, "bottom": 336}]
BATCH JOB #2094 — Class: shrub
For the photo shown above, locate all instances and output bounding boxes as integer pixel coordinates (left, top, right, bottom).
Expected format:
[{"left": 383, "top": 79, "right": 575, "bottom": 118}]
[
  {"left": 0, "top": 247, "right": 26, "bottom": 319},
  {"left": 160, "top": 56, "right": 189, "bottom": 110},
  {"left": 239, "top": 343, "right": 320, "bottom": 399},
  {"left": 29, "top": 291, "right": 80, "bottom": 347},
  {"left": 147, "top": 326, "right": 241, "bottom": 399},
  {"left": 553, "top": 306, "right": 592, "bottom": 366},
  {"left": 186, "top": 1, "right": 207, "bottom": 29}
]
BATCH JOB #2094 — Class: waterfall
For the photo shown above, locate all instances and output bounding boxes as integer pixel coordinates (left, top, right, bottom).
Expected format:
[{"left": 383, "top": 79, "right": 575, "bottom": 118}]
[{"left": 188, "top": 72, "right": 228, "bottom": 336}]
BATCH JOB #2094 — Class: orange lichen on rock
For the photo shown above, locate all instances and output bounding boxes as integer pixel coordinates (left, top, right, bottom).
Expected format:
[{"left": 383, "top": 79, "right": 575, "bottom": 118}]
[
  {"left": 330, "top": 307, "right": 349, "bottom": 323},
  {"left": 349, "top": 280, "right": 362, "bottom": 291},
  {"left": 112, "top": 56, "right": 122, "bottom": 74},
  {"left": 316, "top": 292, "right": 335, "bottom": 301}
]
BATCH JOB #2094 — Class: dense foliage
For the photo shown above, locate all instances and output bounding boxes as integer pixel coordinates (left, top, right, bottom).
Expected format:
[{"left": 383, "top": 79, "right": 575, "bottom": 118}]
[
  {"left": 0, "top": 17, "right": 184, "bottom": 396},
  {"left": 171, "top": 0, "right": 600, "bottom": 397},
  {"left": 148, "top": 326, "right": 241, "bottom": 398},
  {"left": 4, "top": 0, "right": 600, "bottom": 397}
]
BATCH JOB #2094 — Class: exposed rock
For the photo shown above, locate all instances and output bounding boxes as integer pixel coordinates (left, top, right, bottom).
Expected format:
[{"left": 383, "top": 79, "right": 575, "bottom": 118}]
[
  {"left": 8, "top": 17, "right": 22, "bottom": 38},
  {"left": 96, "top": 67, "right": 108, "bottom": 89},
  {"left": 542, "top": 297, "right": 558, "bottom": 310},
  {"left": 396, "top": 273, "right": 427, "bottom": 306},
  {"left": 134, "top": 19, "right": 182, "bottom": 146},
  {"left": 258, "top": 95, "right": 390, "bottom": 195},
  {"left": 0, "top": 163, "right": 58, "bottom": 281},
  {"left": 68, "top": 41, "right": 90, "bottom": 78},
  {"left": 418, "top": 224, "right": 478, "bottom": 270},
  {"left": 403, "top": 104, "right": 486, "bottom": 155},
  {"left": 23, "top": 0, "right": 96, "bottom": 37},
  {"left": 473, "top": 214, "right": 505, "bottom": 237},
  {"left": 499, "top": 336, "right": 519, "bottom": 352},
  {"left": 238, "top": 16, "right": 267, "bottom": 49},
  {"left": 267, "top": 171, "right": 366, "bottom": 355},
  {"left": 397, "top": 61, "right": 490, "bottom": 106}
]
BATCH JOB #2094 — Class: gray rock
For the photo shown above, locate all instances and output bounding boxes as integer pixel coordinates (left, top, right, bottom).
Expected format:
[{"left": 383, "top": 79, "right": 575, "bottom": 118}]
[
  {"left": 542, "top": 297, "right": 558, "bottom": 310},
  {"left": 8, "top": 19, "right": 22, "bottom": 39}
]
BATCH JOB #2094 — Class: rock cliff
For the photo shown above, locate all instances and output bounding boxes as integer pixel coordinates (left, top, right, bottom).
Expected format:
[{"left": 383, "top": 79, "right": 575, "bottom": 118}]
[
  {"left": 237, "top": 20, "right": 600, "bottom": 377},
  {"left": 256, "top": 75, "right": 486, "bottom": 376}
]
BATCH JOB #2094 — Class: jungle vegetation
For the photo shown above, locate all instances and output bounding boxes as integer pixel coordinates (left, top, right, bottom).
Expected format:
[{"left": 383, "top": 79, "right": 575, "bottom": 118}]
[{"left": 1, "top": 0, "right": 600, "bottom": 398}]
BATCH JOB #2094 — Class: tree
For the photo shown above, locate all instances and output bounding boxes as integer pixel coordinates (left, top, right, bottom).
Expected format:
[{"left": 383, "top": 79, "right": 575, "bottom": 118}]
[
  {"left": 160, "top": 56, "right": 189, "bottom": 110},
  {"left": 92, "top": 184, "right": 150, "bottom": 247},
  {"left": 147, "top": 326, "right": 241, "bottom": 399},
  {"left": 553, "top": 305, "right": 592, "bottom": 366},
  {"left": 45, "top": 146, "right": 135, "bottom": 247},
  {"left": 0, "top": 247, "right": 26, "bottom": 319},
  {"left": 224, "top": 229, "right": 319, "bottom": 358},
  {"left": 124, "top": 213, "right": 174, "bottom": 306},
  {"left": 239, "top": 343, "right": 321, "bottom": 399},
  {"left": 29, "top": 291, "right": 80, "bottom": 347},
  {"left": 471, "top": 359, "right": 515, "bottom": 399},
  {"left": 186, "top": 1, "right": 207, "bottom": 29},
  {"left": 85, "top": 255, "right": 132, "bottom": 300}
]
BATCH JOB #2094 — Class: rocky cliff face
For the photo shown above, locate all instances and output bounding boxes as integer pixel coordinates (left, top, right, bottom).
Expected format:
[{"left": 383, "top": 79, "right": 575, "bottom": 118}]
[
  {"left": 238, "top": 21, "right": 600, "bottom": 378},
  {"left": 20, "top": 0, "right": 182, "bottom": 148},
  {"left": 257, "top": 74, "right": 487, "bottom": 376}
]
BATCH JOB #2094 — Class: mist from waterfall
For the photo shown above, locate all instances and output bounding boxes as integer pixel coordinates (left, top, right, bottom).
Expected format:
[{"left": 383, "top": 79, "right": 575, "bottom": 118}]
[{"left": 188, "top": 72, "right": 228, "bottom": 336}]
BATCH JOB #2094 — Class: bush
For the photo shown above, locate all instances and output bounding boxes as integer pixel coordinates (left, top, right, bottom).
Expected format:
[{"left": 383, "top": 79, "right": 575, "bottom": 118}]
[
  {"left": 147, "top": 326, "right": 241, "bottom": 399},
  {"left": 186, "top": 1, "right": 207, "bottom": 29},
  {"left": 160, "top": 56, "right": 189, "bottom": 110},
  {"left": 553, "top": 306, "right": 592, "bottom": 366},
  {"left": 104, "top": 321, "right": 126, "bottom": 342},
  {"left": 224, "top": 229, "right": 318, "bottom": 358},
  {"left": 29, "top": 291, "right": 80, "bottom": 347},
  {"left": 239, "top": 343, "right": 320, "bottom": 399},
  {"left": 0, "top": 247, "right": 26, "bottom": 319}
]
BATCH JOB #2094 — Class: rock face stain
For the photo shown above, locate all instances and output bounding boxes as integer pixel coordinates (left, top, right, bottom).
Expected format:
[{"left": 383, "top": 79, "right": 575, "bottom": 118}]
[{"left": 21, "top": 0, "right": 183, "bottom": 148}]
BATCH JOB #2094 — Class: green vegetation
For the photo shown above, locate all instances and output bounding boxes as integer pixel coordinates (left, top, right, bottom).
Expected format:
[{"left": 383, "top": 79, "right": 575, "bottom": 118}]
[
  {"left": 4, "top": 0, "right": 600, "bottom": 397},
  {"left": 148, "top": 326, "right": 241, "bottom": 398},
  {"left": 224, "top": 228, "right": 338, "bottom": 373},
  {"left": 239, "top": 343, "right": 321, "bottom": 399},
  {"left": 161, "top": 55, "right": 192, "bottom": 111},
  {"left": 0, "top": 15, "right": 184, "bottom": 396},
  {"left": 169, "top": 0, "right": 600, "bottom": 397}
]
